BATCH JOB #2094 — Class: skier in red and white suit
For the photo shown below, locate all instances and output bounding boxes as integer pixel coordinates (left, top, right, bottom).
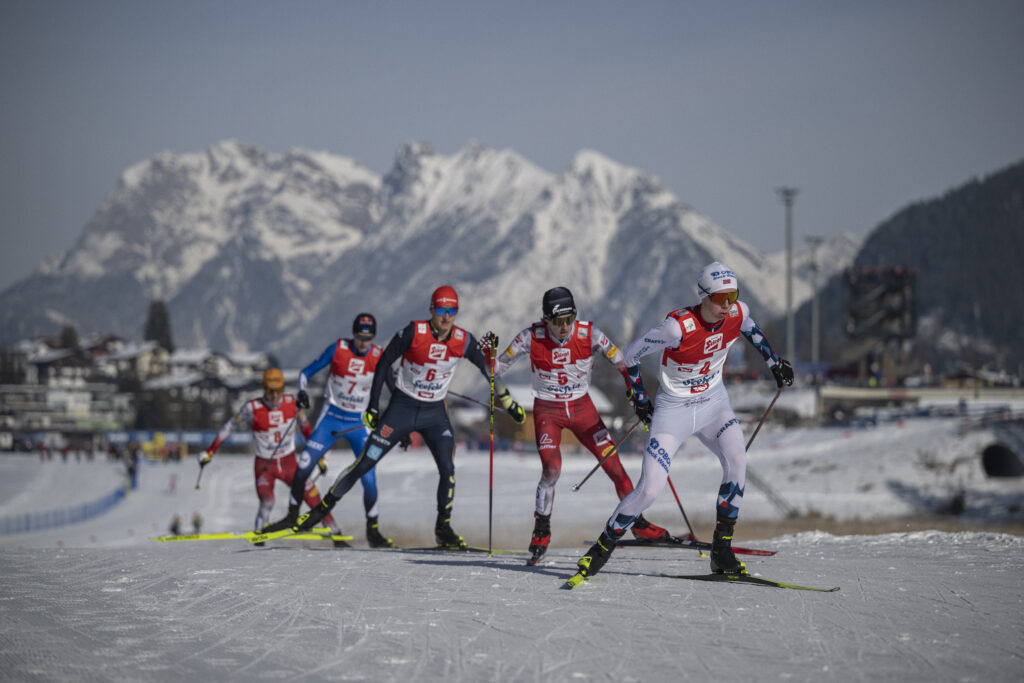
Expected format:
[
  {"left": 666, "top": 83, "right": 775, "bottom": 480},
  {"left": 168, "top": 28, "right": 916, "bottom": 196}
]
[
  {"left": 496, "top": 287, "right": 671, "bottom": 563},
  {"left": 574, "top": 262, "right": 794, "bottom": 580},
  {"left": 199, "top": 368, "right": 340, "bottom": 535}
]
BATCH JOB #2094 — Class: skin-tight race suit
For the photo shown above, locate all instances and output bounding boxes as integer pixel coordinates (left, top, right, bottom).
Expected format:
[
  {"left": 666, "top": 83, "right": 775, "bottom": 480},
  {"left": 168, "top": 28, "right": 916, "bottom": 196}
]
[
  {"left": 205, "top": 393, "right": 338, "bottom": 530},
  {"left": 607, "top": 300, "right": 782, "bottom": 534},
  {"left": 495, "top": 319, "right": 636, "bottom": 515},
  {"left": 287, "top": 338, "right": 389, "bottom": 516},
  {"left": 322, "top": 321, "right": 503, "bottom": 518}
]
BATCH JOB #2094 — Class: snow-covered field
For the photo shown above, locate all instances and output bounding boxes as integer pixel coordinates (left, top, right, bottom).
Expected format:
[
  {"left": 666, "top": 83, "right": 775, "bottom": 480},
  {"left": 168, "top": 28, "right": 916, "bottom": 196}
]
[{"left": 2, "top": 416, "right": 1023, "bottom": 682}]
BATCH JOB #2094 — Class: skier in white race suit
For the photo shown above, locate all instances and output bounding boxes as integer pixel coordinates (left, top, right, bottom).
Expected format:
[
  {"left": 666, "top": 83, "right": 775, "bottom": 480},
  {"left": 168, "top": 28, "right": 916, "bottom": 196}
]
[{"left": 574, "top": 261, "right": 794, "bottom": 580}]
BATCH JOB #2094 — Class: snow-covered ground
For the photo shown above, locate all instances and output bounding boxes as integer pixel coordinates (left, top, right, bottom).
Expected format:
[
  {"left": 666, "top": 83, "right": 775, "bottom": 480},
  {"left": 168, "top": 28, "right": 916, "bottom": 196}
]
[{"left": 2, "top": 415, "right": 1023, "bottom": 682}]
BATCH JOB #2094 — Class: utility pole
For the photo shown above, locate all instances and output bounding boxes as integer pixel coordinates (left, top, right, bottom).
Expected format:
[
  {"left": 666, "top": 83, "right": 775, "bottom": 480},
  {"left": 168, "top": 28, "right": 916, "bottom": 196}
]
[
  {"left": 806, "top": 235, "right": 824, "bottom": 382},
  {"left": 776, "top": 187, "right": 798, "bottom": 364}
]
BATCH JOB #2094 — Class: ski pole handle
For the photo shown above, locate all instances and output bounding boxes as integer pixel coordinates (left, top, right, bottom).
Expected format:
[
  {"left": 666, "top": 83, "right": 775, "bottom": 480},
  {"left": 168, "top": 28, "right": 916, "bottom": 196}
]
[{"left": 571, "top": 420, "right": 642, "bottom": 491}]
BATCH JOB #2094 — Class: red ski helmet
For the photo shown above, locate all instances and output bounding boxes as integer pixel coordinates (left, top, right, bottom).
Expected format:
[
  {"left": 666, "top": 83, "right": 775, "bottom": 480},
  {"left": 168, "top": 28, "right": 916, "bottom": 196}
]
[{"left": 430, "top": 285, "right": 459, "bottom": 310}]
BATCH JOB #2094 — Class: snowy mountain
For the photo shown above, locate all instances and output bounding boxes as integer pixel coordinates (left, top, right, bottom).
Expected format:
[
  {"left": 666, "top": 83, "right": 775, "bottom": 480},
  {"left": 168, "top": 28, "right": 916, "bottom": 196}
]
[{"left": 0, "top": 140, "right": 857, "bottom": 367}]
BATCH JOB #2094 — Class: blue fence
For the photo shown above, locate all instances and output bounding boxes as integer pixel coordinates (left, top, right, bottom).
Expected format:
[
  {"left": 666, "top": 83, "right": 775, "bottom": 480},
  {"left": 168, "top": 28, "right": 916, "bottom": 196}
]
[{"left": 0, "top": 481, "right": 128, "bottom": 535}]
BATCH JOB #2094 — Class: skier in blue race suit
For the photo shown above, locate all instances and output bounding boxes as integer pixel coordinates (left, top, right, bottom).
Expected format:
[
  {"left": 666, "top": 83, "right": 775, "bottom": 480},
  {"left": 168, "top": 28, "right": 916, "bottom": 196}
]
[{"left": 262, "top": 313, "right": 398, "bottom": 547}]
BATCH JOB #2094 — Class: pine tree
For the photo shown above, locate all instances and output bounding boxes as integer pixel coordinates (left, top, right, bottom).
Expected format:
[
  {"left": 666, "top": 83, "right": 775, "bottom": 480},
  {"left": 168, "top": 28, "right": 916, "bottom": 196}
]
[{"left": 144, "top": 300, "right": 174, "bottom": 352}]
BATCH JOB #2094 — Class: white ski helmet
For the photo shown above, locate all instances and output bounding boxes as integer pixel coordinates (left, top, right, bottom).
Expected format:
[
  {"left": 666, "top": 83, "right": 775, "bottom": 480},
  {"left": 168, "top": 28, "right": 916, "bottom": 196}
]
[{"left": 696, "top": 261, "right": 738, "bottom": 299}]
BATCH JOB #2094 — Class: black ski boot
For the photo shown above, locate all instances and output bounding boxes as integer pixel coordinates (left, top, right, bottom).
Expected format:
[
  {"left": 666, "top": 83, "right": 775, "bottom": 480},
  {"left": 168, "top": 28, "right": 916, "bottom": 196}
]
[
  {"left": 577, "top": 530, "right": 617, "bottom": 578},
  {"left": 261, "top": 503, "right": 299, "bottom": 534},
  {"left": 435, "top": 515, "right": 467, "bottom": 549},
  {"left": 527, "top": 512, "right": 551, "bottom": 566},
  {"left": 295, "top": 492, "right": 338, "bottom": 531},
  {"left": 366, "top": 516, "right": 397, "bottom": 548},
  {"left": 710, "top": 517, "right": 747, "bottom": 575}
]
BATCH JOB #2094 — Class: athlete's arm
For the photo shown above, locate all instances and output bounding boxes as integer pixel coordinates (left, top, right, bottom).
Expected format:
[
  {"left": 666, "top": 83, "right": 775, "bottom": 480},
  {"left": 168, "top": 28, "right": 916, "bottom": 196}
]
[
  {"left": 368, "top": 324, "right": 414, "bottom": 409},
  {"left": 739, "top": 302, "right": 782, "bottom": 366},
  {"left": 591, "top": 324, "right": 632, "bottom": 389},
  {"left": 298, "top": 342, "right": 336, "bottom": 392},
  {"left": 494, "top": 327, "right": 531, "bottom": 377}
]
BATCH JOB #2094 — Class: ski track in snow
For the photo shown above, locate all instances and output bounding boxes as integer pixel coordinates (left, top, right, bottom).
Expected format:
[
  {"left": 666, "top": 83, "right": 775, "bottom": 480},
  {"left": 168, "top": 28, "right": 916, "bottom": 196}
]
[{"left": 1, "top": 416, "right": 1023, "bottom": 682}]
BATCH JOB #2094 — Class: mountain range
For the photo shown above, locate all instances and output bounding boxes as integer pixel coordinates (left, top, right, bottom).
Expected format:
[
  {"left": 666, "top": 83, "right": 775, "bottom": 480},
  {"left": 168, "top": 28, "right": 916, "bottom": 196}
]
[{"left": 0, "top": 140, "right": 859, "bottom": 376}]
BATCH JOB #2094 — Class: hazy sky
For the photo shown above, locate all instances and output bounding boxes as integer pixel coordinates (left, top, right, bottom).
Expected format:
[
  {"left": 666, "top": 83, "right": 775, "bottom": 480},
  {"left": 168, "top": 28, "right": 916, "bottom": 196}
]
[{"left": 1, "top": 0, "right": 1022, "bottom": 292}]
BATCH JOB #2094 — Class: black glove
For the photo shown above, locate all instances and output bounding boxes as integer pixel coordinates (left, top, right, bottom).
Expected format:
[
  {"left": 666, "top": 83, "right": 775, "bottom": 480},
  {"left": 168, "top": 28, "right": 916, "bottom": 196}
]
[
  {"left": 362, "top": 407, "right": 380, "bottom": 431},
  {"left": 297, "top": 390, "right": 310, "bottom": 410},
  {"left": 632, "top": 397, "right": 654, "bottom": 426},
  {"left": 771, "top": 359, "right": 794, "bottom": 388},
  {"left": 399, "top": 434, "right": 412, "bottom": 450},
  {"left": 480, "top": 331, "right": 499, "bottom": 350}
]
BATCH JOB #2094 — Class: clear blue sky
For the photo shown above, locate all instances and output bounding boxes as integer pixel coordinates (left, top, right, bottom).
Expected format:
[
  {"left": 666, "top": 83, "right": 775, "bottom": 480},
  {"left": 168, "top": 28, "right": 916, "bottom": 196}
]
[{"left": 1, "top": 0, "right": 1022, "bottom": 292}]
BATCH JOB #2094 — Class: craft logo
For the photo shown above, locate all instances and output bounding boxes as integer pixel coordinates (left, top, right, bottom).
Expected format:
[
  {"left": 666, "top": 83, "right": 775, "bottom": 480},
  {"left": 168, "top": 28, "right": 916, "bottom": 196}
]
[
  {"left": 429, "top": 344, "right": 447, "bottom": 361},
  {"left": 553, "top": 348, "right": 571, "bottom": 365},
  {"left": 704, "top": 334, "right": 723, "bottom": 354}
]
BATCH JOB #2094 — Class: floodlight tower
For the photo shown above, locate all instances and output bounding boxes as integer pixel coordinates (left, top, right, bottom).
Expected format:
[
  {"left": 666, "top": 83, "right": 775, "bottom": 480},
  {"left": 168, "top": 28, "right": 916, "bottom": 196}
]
[{"left": 776, "top": 187, "right": 799, "bottom": 364}]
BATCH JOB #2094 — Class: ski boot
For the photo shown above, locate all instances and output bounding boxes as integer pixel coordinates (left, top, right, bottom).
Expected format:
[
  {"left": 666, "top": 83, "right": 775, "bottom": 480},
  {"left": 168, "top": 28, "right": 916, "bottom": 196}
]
[
  {"left": 366, "top": 516, "right": 397, "bottom": 548},
  {"left": 631, "top": 514, "right": 672, "bottom": 542},
  {"left": 435, "top": 516, "right": 467, "bottom": 549},
  {"left": 261, "top": 503, "right": 299, "bottom": 534},
  {"left": 295, "top": 492, "right": 338, "bottom": 532},
  {"left": 527, "top": 512, "right": 551, "bottom": 566},
  {"left": 710, "top": 517, "right": 747, "bottom": 575},
  {"left": 577, "top": 530, "right": 617, "bottom": 578},
  {"left": 332, "top": 530, "right": 351, "bottom": 549}
]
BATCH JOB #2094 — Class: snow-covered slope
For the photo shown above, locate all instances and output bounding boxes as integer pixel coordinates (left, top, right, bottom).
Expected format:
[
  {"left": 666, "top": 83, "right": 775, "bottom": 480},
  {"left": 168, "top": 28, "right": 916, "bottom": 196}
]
[
  {"left": 0, "top": 414, "right": 1021, "bottom": 682},
  {"left": 0, "top": 140, "right": 859, "bottom": 365}
]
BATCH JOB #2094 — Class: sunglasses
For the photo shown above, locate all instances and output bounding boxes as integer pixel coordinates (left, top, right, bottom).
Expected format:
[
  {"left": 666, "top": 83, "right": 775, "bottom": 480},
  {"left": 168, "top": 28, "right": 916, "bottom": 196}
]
[
  {"left": 354, "top": 334, "right": 374, "bottom": 342},
  {"left": 434, "top": 307, "right": 458, "bottom": 317},
  {"left": 549, "top": 314, "right": 576, "bottom": 327},
  {"left": 708, "top": 291, "right": 739, "bottom": 305}
]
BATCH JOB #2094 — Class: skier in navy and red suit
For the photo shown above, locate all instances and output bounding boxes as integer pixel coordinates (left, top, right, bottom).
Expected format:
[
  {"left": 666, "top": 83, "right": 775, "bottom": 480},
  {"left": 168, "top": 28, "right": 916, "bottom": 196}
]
[{"left": 273, "top": 285, "right": 526, "bottom": 548}]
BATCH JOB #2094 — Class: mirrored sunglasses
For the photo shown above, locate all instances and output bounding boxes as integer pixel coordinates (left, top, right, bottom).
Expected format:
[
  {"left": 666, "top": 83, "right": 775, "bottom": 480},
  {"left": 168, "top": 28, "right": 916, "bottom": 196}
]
[
  {"left": 709, "top": 290, "right": 739, "bottom": 305},
  {"left": 434, "top": 306, "right": 458, "bottom": 317},
  {"left": 549, "top": 314, "right": 576, "bottom": 327}
]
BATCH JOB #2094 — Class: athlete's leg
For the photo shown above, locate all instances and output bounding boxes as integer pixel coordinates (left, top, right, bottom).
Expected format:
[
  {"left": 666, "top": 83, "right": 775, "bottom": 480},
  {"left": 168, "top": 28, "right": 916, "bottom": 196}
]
[
  {"left": 253, "top": 456, "right": 277, "bottom": 530},
  {"left": 532, "top": 400, "right": 567, "bottom": 516},
  {"left": 418, "top": 412, "right": 457, "bottom": 516},
  {"left": 288, "top": 408, "right": 342, "bottom": 508},
  {"left": 694, "top": 399, "right": 747, "bottom": 521},
  {"left": 604, "top": 392, "right": 695, "bottom": 534},
  {"left": 342, "top": 426, "right": 379, "bottom": 518},
  {"left": 568, "top": 395, "right": 634, "bottom": 500}
]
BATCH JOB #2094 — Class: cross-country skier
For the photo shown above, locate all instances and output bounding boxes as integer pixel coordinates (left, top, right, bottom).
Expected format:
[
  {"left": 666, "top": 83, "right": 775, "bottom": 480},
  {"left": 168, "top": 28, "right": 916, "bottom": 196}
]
[
  {"left": 261, "top": 313, "right": 397, "bottom": 548},
  {"left": 495, "top": 286, "right": 672, "bottom": 564},
  {"left": 273, "top": 285, "right": 526, "bottom": 548},
  {"left": 199, "top": 367, "right": 343, "bottom": 543},
  {"left": 573, "top": 262, "right": 794, "bottom": 581}
]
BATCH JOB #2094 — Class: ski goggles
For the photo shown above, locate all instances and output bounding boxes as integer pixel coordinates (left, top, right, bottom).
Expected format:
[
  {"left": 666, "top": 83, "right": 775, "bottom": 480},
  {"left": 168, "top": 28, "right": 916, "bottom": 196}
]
[
  {"left": 708, "top": 290, "right": 739, "bottom": 305},
  {"left": 354, "top": 333, "right": 374, "bottom": 342},
  {"left": 548, "top": 314, "right": 576, "bottom": 327},
  {"left": 433, "top": 306, "right": 459, "bottom": 317}
]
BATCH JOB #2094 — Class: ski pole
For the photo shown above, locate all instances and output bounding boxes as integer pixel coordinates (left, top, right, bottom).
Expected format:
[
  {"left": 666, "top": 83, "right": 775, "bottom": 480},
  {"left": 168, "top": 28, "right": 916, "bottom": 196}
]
[
  {"left": 742, "top": 386, "right": 797, "bottom": 517},
  {"left": 195, "top": 462, "right": 206, "bottom": 490},
  {"left": 487, "top": 342, "right": 497, "bottom": 557},
  {"left": 330, "top": 424, "right": 367, "bottom": 437},
  {"left": 571, "top": 420, "right": 642, "bottom": 491},
  {"left": 447, "top": 390, "right": 490, "bottom": 410},
  {"left": 745, "top": 386, "right": 783, "bottom": 451},
  {"left": 666, "top": 476, "right": 699, "bottom": 542}
]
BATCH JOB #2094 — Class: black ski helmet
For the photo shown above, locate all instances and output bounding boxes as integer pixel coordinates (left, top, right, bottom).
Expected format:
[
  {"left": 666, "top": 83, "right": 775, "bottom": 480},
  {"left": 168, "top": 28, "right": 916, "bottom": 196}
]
[
  {"left": 542, "top": 287, "right": 577, "bottom": 319},
  {"left": 352, "top": 312, "right": 377, "bottom": 337}
]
